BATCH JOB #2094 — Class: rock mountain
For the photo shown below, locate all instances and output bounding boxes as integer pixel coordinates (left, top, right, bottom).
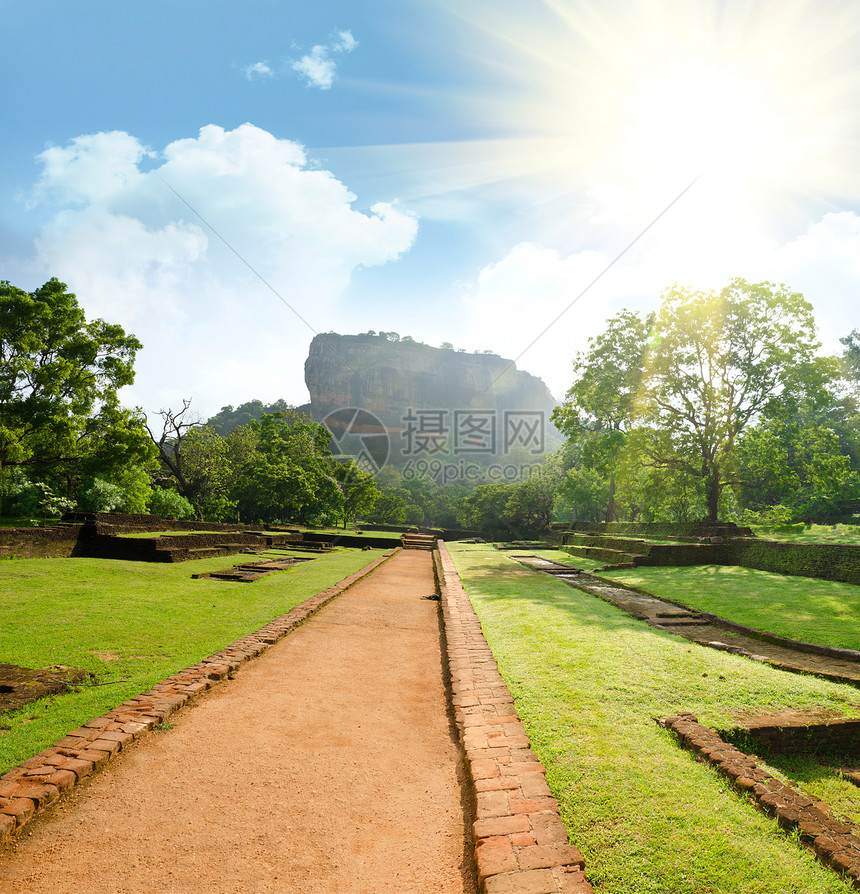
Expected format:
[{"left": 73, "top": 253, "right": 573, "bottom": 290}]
[{"left": 298, "top": 333, "right": 561, "bottom": 471}]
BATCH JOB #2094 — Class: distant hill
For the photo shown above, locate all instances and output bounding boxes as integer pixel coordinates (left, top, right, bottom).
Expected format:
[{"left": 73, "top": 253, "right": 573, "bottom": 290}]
[
  {"left": 206, "top": 399, "right": 294, "bottom": 435},
  {"left": 297, "top": 333, "right": 561, "bottom": 477}
]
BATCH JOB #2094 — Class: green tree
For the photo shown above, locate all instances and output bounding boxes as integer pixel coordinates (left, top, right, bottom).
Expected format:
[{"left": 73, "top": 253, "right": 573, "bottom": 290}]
[
  {"left": 637, "top": 279, "right": 824, "bottom": 522},
  {"left": 331, "top": 461, "right": 380, "bottom": 527},
  {"left": 180, "top": 425, "right": 234, "bottom": 519},
  {"left": 555, "top": 465, "right": 607, "bottom": 522},
  {"left": 148, "top": 487, "right": 196, "bottom": 519},
  {"left": 457, "top": 483, "right": 513, "bottom": 534},
  {"left": 426, "top": 482, "right": 471, "bottom": 529},
  {"left": 399, "top": 474, "right": 438, "bottom": 525},
  {"left": 552, "top": 310, "right": 653, "bottom": 521},
  {"left": 367, "top": 488, "right": 424, "bottom": 525},
  {"left": 77, "top": 478, "right": 126, "bottom": 513},
  {"left": 78, "top": 467, "right": 150, "bottom": 513},
  {"left": 503, "top": 456, "right": 564, "bottom": 533},
  {"left": 33, "top": 481, "right": 75, "bottom": 521},
  {"left": 836, "top": 331, "right": 860, "bottom": 473},
  {"left": 736, "top": 418, "right": 858, "bottom": 521},
  {"left": 842, "top": 329, "right": 860, "bottom": 380},
  {"left": 206, "top": 399, "right": 293, "bottom": 436},
  {"left": 236, "top": 412, "right": 341, "bottom": 523},
  {"left": 0, "top": 468, "right": 39, "bottom": 518},
  {"left": 145, "top": 399, "right": 200, "bottom": 498},
  {"left": 0, "top": 278, "right": 151, "bottom": 479}
]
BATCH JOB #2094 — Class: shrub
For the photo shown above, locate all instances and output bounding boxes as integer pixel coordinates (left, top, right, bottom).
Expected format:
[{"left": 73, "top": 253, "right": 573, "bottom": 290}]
[
  {"left": 147, "top": 488, "right": 196, "bottom": 520},
  {"left": 0, "top": 469, "right": 40, "bottom": 518},
  {"left": 77, "top": 478, "right": 126, "bottom": 513},
  {"left": 34, "top": 482, "right": 74, "bottom": 519}
]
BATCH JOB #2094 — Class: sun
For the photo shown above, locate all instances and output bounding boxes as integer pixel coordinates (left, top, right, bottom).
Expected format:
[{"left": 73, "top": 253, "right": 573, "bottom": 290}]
[
  {"left": 431, "top": 0, "right": 860, "bottom": 243},
  {"left": 619, "top": 64, "right": 774, "bottom": 187}
]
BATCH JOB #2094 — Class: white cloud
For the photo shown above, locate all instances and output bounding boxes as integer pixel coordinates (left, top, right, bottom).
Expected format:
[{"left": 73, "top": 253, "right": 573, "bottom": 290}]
[
  {"left": 244, "top": 61, "right": 274, "bottom": 80},
  {"left": 30, "top": 123, "right": 418, "bottom": 415},
  {"left": 292, "top": 46, "right": 338, "bottom": 90},
  {"left": 458, "top": 243, "right": 627, "bottom": 400},
  {"left": 241, "top": 32, "right": 358, "bottom": 90},
  {"left": 333, "top": 30, "right": 357, "bottom": 53},
  {"left": 34, "top": 131, "right": 150, "bottom": 205},
  {"left": 458, "top": 211, "right": 860, "bottom": 400},
  {"left": 760, "top": 212, "right": 860, "bottom": 351},
  {"left": 291, "top": 30, "right": 357, "bottom": 90}
]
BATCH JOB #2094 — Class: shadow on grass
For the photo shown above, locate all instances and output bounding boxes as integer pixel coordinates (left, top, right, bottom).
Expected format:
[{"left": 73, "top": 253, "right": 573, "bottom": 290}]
[
  {"left": 460, "top": 553, "right": 659, "bottom": 635},
  {"left": 450, "top": 547, "right": 860, "bottom": 726},
  {"left": 447, "top": 545, "right": 860, "bottom": 893}
]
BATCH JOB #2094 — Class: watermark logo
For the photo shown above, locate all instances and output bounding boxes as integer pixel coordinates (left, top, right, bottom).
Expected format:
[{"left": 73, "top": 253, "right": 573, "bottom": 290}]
[
  {"left": 322, "top": 406, "right": 549, "bottom": 483},
  {"left": 402, "top": 409, "right": 546, "bottom": 457},
  {"left": 321, "top": 407, "right": 390, "bottom": 475},
  {"left": 401, "top": 457, "right": 544, "bottom": 484}
]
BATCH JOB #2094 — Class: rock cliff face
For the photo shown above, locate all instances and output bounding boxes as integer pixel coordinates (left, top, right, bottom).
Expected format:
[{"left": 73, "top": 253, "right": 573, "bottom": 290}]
[
  {"left": 304, "top": 334, "right": 557, "bottom": 416},
  {"left": 300, "top": 334, "right": 561, "bottom": 470}
]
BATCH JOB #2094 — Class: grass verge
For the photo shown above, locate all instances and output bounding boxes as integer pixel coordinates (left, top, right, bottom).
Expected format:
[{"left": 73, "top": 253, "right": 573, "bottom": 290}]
[
  {"left": 0, "top": 548, "right": 384, "bottom": 774},
  {"left": 603, "top": 564, "right": 860, "bottom": 652},
  {"left": 449, "top": 542, "right": 860, "bottom": 894},
  {"left": 117, "top": 530, "right": 206, "bottom": 538},
  {"left": 298, "top": 525, "right": 405, "bottom": 539},
  {"left": 750, "top": 524, "right": 860, "bottom": 545}
]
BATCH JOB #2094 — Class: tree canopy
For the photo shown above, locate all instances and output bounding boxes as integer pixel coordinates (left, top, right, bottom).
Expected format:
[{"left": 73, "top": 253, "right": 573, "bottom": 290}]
[
  {"left": 148, "top": 407, "right": 378, "bottom": 525},
  {"left": 638, "top": 279, "right": 823, "bottom": 520},
  {"left": 553, "top": 279, "right": 858, "bottom": 525},
  {"left": 206, "top": 399, "right": 294, "bottom": 436},
  {"left": 0, "top": 278, "right": 154, "bottom": 489},
  {"left": 552, "top": 310, "right": 653, "bottom": 520}
]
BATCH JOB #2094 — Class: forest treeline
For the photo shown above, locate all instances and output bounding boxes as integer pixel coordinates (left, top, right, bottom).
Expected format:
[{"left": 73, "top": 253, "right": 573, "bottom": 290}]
[{"left": 1, "top": 277, "right": 858, "bottom": 535}]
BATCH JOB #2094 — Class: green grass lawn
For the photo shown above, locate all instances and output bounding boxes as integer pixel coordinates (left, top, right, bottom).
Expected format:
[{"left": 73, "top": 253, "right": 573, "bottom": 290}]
[
  {"left": 0, "top": 517, "right": 62, "bottom": 528},
  {"left": 603, "top": 564, "right": 860, "bottom": 652},
  {"left": 117, "top": 530, "right": 204, "bottom": 538},
  {"left": 298, "top": 525, "right": 405, "bottom": 539},
  {"left": 449, "top": 542, "right": 860, "bottom": 894},
  {"left": 0, "top": 548, "right": 384, "bottom": 774},
  {"left": 751, "top": 524, "right": 860, "bottom": 545}
]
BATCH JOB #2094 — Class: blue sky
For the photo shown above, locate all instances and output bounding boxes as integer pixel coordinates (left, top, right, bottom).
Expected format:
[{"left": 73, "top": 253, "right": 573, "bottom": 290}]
[{"left": 4, "top": 0, "right": 860, "bottom": 418}]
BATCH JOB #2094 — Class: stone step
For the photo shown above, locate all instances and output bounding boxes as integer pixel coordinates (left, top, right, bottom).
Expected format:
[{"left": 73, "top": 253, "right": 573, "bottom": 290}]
[
  {"left": 401, "top": 534, "right": 436, "bottom": 551},
  {"left": 652, "top": 618, "right": 709, "bottom": 629}
]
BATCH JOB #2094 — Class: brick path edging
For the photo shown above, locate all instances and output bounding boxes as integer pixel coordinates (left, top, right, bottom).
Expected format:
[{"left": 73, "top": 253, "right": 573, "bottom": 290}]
[
  {"left": 0, "top": 549, "right": 398, "bottom": 848},
  {"left": 435, "top": 541, "right": 594, "bottom": 894},
  {"left": 663, "top": 712, "right": 860, "bottom": 884}
]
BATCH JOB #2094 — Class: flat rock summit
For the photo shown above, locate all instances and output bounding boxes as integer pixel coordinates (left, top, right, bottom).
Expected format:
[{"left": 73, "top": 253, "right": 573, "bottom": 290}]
[{"left": 298, "top": 333, "right": 561, "bottom": 468}]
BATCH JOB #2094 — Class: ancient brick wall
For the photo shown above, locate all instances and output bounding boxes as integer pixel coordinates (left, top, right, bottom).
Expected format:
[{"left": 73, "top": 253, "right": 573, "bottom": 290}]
[
  {"left": 0, "top": 526, "right": 83, "bottom": 559},
  {"left": 735, "top": 718, "right": 860, "bottom": 756},
  {"left": 727, "top": 539, "right": 860, "bottom": 585}
]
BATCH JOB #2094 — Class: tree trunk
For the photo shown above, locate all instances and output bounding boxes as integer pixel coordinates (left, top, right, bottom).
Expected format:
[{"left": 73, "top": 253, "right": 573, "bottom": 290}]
[
  {"left": 605, "top": 473, "right": 618, "bottom": 522},
  {"left": 706, "top": 465, "right": 720, "bottom": 522}
]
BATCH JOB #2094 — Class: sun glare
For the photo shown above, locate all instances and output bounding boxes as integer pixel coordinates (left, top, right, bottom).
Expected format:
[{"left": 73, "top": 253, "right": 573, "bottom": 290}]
[
  {"left": 441, "top": 0, "right": 860, "bottom": 242},
  {"left": 621, "top": 65, "right": 771, "bottom": 183}
]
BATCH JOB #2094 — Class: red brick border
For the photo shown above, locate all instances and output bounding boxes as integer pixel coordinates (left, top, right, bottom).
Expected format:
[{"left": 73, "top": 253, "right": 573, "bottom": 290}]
[
  {"left": 663, "top": 713, "right": 860, "bottom": 884},
  {"left": 0, "top": 549, "right": 397, "bottom": 848},
  {"left": 436, "top": 542, "right": 593, "bottom": 894}
]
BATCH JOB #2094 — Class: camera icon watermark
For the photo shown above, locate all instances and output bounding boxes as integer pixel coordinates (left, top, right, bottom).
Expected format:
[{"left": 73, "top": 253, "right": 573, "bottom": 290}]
[
  {"left": 320, "top": 407, "right": 390, "bottom": 475},
  {"left": 321, "top": 406, "right": 549, "bottom": 482}
]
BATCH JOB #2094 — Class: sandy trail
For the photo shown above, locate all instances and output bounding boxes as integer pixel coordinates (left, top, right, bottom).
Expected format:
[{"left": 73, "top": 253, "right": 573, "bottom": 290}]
[{"left": 0, "top": 549, "right": 476, "bottom": 894}]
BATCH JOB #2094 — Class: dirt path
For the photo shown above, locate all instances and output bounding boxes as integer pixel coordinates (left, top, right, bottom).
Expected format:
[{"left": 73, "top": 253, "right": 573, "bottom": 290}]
[{"left": 0, "top": 550, "right": 476, "bottom": 894}]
